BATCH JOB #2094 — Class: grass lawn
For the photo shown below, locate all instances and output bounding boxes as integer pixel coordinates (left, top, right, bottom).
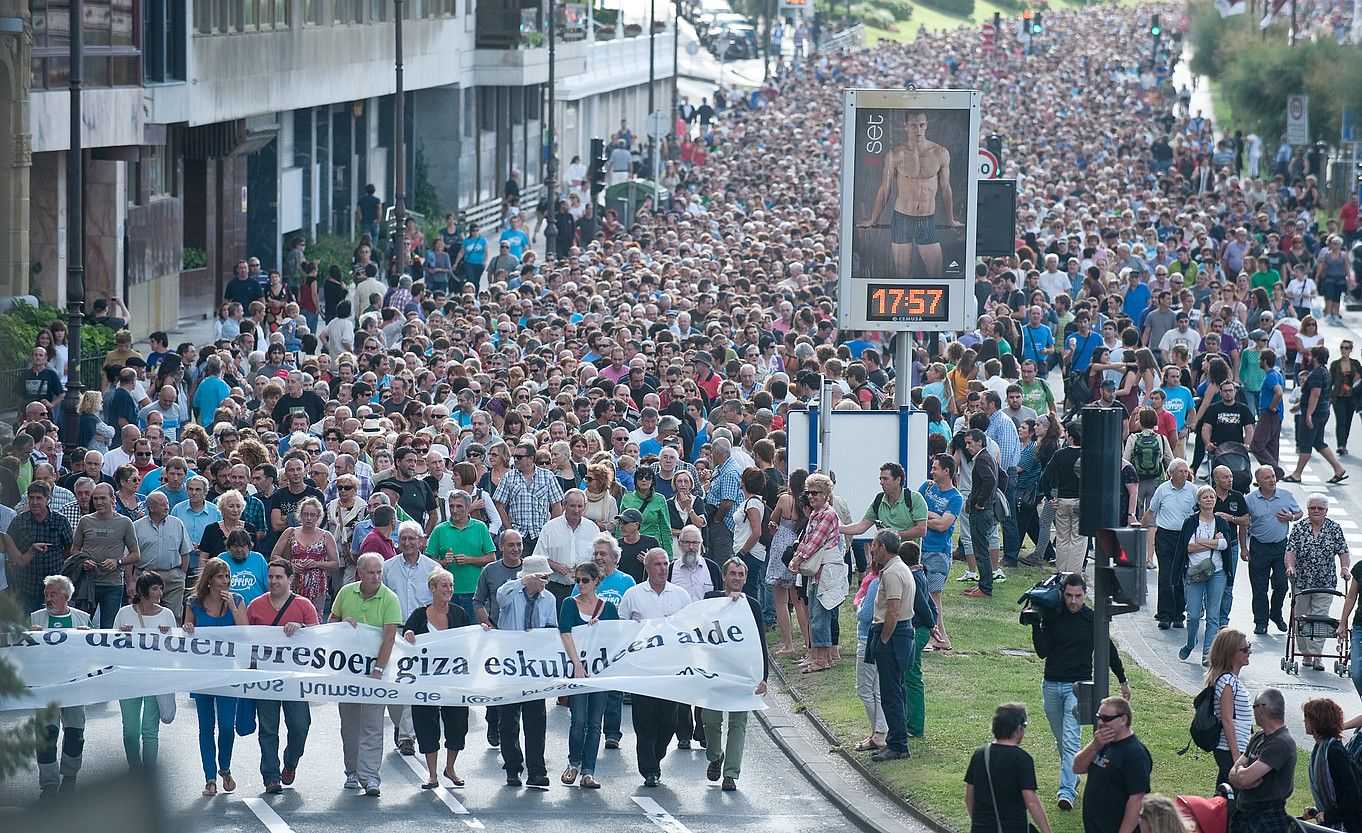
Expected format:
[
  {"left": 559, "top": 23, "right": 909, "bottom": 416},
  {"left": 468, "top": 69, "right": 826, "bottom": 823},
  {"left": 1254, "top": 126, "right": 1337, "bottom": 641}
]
[
  {"left": 862, "top": 0, "right": 1153, "bottom": 45},
  {"left": 1209, "top": 86, "right": 1236, "bottom": 135},
  {"left": 773, "top": 563, "right": 1312, "bottom": 833}
]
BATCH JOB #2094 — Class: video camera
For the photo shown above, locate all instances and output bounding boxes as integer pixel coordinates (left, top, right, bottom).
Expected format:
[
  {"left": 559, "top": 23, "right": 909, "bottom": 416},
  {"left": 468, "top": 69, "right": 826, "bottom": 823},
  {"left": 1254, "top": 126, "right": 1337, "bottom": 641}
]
[{"left": 1017, "top": 571, "right": 1067, "bottom": 626}]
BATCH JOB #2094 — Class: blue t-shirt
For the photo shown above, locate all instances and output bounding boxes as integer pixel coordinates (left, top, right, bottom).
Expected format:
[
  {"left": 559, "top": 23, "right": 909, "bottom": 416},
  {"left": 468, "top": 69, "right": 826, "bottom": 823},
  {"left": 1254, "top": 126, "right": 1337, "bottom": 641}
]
[
  {"left": 217, "top": 552, "right": 269, "bottom": 603},
  {"left": 1065, "top": 331, "right": 1101, "bottom": 373},
  {"left": 105, "top": 387, "right": 138, "bottom": 428},
  {"left": 1020, "top": 325, "right": 1054, "bottom": 364},
  {"left": 499, "top": 229, "right": 530, "bottom": 259},
  {"left": 572, "top": 571, "right": 636, "bottom": 607},
  {"left": 1122, "top": 284, "right": 1151, "bottom": 321},
  {"left": 918, "top": 482, "right": 963, "bottom": 554},
  {"left": 1160, "top": 384, "right": 1196, "bottom": 431},
  {"left": 193, "top": 376, "right": 230, "bottom": 425},
  {"left": 1259, "top": 369, "right": 1285, "bottom": 418},
  {"left": 462, "top": 236, "right": 487, "bottom": 265}
]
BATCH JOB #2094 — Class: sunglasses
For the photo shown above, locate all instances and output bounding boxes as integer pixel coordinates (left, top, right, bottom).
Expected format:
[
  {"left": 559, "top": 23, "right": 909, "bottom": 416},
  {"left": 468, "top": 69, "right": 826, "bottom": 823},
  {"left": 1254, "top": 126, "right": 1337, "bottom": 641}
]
[
  {"left": 1095, "top": 712, "right": 1123, "bottom": 723},
  {"left": 513, "top": 454, "right": 530, "bottom": 460},
  {"left": 339, "top": 485, "right": 356, "bottom": 492},
  {"left": 574, "top": 576, "right": 594, "bottom": 585},
  {"left": 468, "top": 450, "right": 485, "bottom": 457}
]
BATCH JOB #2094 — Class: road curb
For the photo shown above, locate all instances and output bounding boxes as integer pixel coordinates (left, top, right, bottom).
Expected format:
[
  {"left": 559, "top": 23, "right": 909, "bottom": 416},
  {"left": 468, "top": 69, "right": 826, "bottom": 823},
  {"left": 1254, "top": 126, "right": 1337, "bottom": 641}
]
[{"left": 756, "top": 660, "right": 954, "bottom": 833}]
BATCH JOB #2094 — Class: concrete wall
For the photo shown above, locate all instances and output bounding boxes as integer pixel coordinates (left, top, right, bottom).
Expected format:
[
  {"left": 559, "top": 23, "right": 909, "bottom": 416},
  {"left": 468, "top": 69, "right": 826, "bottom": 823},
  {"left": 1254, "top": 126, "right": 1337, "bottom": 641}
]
[
  {"left": 0, "top": 1, "right": 31, "bottom": 297},
  {"left": 29, "top": 87, "right": 145, "bottom": 153}
]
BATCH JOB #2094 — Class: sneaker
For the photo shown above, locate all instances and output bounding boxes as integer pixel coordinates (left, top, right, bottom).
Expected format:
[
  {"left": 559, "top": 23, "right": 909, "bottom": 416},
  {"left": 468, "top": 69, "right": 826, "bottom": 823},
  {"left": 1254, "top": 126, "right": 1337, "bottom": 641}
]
[
  {"left": 643, "top": 774, "right": 660, "bottom": 788},
  {"left": 1057, "top": 797, "right": 1074, "bottom": 811},
  {"left": 398, "top": 738, "right": 416, "bottom": 756},
  {"left": 265, "top": 782, "right": 283, "bottom": 795},
  {"left": 1178, "top": 645, "right": 1192, "bottom": 661},
  {"left": 604, "top": 738, "right": 620, "bottom": 750},
  {"left": 707, "top": 755, "right": 724, "bottom": 782},
  {"left": 526, "top": 775, "right": 550, "bottom": 790},
  {"left": 1019, "top": 553, "right": 1045, "bottom": 567},
  {"left": 364, "top": 782, "right": 381, "bottom": 797},
  {"left": 281, "top": 769, "right": 296, "bottom": 786},
  {"left": 506, "top": 774, "right": 523, "bottom": 787},
  {"left": 722, "top": 776, "right": 737, "bottom": 791},
  {"left": 871, "top": 748, "right": 911, "bottom": 762},
  {"left": 956, "top": 571, "right": 979, "bottom": 582},
  {"left": 992, "top": 570, "right": 1007, "bottom": 582},
  {"left": 344, "top": 774, "right": 361, "bottom": 790},
  {"left": 486, "top": 726, "right": 500, "bottom": 748}
]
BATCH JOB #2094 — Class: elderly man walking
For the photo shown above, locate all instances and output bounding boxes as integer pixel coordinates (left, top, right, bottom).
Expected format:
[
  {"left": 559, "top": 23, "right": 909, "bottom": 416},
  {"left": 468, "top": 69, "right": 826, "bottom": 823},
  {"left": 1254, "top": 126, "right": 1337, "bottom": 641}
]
[
  {"left": 1142, "top": 458, "right": 1197, "bottom": 630},
  {"left": 1284, "top": 495, "right": 1350, "bottom": 669},
  {"left": 1245, "top": 466, "right": 1303, "bottom": 635}
]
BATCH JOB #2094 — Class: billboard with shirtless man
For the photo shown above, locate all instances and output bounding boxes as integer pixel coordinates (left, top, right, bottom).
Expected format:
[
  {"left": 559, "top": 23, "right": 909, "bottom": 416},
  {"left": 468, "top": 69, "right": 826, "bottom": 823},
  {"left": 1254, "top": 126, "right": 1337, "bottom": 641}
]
[{"left": 839, "top": 89, "right": 980, "bottom": 331}]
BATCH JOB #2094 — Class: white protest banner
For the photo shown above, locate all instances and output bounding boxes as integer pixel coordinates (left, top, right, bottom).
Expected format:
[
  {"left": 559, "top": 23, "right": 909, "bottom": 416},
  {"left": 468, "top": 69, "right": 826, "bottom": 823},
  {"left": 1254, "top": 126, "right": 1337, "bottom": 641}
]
[{"left": 1, "top": 597, "right": 765, "bottom": 711}]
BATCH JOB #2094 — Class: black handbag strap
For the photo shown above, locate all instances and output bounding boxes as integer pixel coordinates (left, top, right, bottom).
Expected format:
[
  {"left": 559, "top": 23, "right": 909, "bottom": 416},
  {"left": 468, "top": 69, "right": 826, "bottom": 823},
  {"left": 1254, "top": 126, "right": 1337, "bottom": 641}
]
[
  {"left": 270, "top": 594, "right": 297, "bottom": 627},
  {"left": 984, "top": 743, "right": 1004, "bottom": 833}
]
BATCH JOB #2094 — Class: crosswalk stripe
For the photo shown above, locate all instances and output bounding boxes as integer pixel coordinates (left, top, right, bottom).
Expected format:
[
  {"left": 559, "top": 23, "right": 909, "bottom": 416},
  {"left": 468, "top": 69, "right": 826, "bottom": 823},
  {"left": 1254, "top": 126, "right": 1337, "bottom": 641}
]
[
  {"left": 633, "top": 796, "right": 695, "bottom": 833},
  {"left": 242, "top": 797, "right": 298, "bottom": 833},
  {"left": 399, "top": 754, "right": 485, "bottom": 828}
]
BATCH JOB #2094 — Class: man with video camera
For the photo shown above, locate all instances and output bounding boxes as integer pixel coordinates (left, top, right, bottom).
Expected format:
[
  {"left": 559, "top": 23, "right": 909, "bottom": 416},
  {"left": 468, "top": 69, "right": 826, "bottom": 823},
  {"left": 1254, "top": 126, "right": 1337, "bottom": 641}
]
[{"left": 1030, "top": 573, "right": 1132, "bottom": 812}]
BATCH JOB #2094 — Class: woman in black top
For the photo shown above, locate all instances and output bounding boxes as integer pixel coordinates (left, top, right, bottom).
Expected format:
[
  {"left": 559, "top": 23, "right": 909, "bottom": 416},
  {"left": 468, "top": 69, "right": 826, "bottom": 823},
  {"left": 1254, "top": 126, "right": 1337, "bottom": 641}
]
[
  {"left": 321, "top": 265, "right": 348, "bottom": 323},
  {"left": 1303, "top": 697, "right": 1362, "bottom": 833},
  {"left": 965, "top": 703, "right": 1052, "bottom": 833},
  {"left": 402, "top": 567, "right": 471, "bottom": 789}
]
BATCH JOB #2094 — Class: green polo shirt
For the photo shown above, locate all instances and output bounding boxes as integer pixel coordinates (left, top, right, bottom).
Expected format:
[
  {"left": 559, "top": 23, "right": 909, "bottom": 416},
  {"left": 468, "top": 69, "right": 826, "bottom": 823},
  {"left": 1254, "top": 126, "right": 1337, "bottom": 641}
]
[
  {"left": 425, "top": 518, "right": 496, "bottom": 594},
  {"left": 863, "top": 489, "right": 928, "bottom": 532},
  {"left": 330, "top": 582, "right": 402, "bottom": 627}
]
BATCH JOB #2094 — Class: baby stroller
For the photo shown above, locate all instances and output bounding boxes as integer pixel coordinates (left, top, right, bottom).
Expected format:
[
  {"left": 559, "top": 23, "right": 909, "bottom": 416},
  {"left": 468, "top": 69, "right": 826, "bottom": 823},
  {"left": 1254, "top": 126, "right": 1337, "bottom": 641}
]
[
  {"left": 1177, "top": 793, "right": 1228, "bottom": 833},
  {"left": 1210, "top": 441, "right": 1253, "bottom": 493},
  {"left": 1280, "top": 584, "right": 1352, "bottom": 677}
]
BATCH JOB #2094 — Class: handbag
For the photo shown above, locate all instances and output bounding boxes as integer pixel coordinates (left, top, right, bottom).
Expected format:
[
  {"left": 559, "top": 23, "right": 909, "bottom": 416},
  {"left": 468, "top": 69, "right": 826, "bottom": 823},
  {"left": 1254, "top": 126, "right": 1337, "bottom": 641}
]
[
  {"left": 137, "top": 610, "right": 178, "bottom": 724},
  {"left": 1185, "top": 556, "right": 1215, "bottom": 584}
]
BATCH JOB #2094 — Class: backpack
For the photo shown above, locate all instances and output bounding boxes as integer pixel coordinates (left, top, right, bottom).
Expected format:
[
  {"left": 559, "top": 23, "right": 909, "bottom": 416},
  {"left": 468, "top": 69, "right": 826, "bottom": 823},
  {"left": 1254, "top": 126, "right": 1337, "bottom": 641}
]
[
  {"left": 1180, "top": 684, "right": 1223, "bottom": 755},
  {"left": 1131, "top": 432, "right": 1166, "bottom": 480},
  {"left": 757, "top": 498, "right": 776, "bottom": 549}
]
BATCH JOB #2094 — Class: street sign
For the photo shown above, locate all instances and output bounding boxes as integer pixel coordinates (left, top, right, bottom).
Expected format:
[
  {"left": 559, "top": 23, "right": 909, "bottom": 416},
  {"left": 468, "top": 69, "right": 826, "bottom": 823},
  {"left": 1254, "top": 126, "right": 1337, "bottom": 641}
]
[
  {"left": 645, "top": 111, "right": 669, "bottom": 139},
  {"left": 839, "top": 88, "right": 981, "bottom": 332},
  {"left": 1342, "top": 106, "right": 1357, "bottom": 143},
  {"left": 686, "top": 40, "right": 700, "bottom": 56},
  {"left": 1287, "top": 94, "right": 1309, "bottom": 144},
  {"left": 977, "top": 147, "right": 1000, "bottom": 179}
]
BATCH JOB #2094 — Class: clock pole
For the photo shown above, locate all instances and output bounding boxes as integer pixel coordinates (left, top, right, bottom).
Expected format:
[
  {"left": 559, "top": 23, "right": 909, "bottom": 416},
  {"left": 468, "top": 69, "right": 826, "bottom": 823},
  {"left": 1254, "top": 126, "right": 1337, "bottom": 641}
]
[{"left": 894, "top": 333, "right": 911, "bottom": 408}]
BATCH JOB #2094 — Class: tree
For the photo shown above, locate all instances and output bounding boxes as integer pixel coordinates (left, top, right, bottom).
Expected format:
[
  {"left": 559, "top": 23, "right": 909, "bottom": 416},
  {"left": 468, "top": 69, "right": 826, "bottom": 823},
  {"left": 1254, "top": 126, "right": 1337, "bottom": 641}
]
[{"left": 0, "top": 592, "right": 53, "bottom": 782}]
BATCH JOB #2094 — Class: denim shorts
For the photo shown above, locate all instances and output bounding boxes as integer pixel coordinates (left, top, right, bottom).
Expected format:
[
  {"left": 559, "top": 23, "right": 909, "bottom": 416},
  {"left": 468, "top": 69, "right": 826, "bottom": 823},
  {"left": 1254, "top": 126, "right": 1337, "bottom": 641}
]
[{"left": 921, "top": 551, "right": 950, "bottom": 594}]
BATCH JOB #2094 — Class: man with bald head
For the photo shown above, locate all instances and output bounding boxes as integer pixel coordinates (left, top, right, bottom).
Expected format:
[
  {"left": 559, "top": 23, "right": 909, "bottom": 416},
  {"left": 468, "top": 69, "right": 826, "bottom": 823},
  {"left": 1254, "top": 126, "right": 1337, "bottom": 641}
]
[
  {"left": 134, "top": 490, "right": 194, "bottom": 620},
  {"left": 103, "top": 424, "right": 142, "bottom": 476},
  {"left": 138, "top": 385, "right": 189, "bottom": 442},
  {"left": 74, "top": 483, "right": 141, "bottom": 627}
]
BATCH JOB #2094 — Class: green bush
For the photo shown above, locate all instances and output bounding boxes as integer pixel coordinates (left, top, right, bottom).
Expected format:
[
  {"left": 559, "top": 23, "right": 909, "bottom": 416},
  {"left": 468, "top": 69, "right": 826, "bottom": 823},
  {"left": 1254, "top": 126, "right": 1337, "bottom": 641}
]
[
  {"left": 879, "top": 0, "right": 914, "bottom": 21},
  {"left": 308, "top": 235, "right": 358, "bottom": 280},
  {"left": 1190, "top": 4, "right": 1362, "bottom": 147},
  {"left": 0, "top": 301, "right": 116, "bottom": 370},
  {"left": 182, "top": 247, "right": 207, "bottom": 270},
  {"left": 852, "top": 2, "right": 896, "bottom": 27},
  {"left": 913, "top": 0, "right": 972, "bottom": 18}
]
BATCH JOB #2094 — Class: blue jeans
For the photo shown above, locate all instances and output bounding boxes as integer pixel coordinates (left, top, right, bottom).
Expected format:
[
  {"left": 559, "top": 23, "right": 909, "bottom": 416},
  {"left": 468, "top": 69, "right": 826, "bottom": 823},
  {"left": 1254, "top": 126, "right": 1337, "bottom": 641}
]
[
  {"left": 1001, "top": 477, "right": 1020, "bottom": 564},
  {"left": 1042, "top": 680, "right": 1081, "bottom": 801},
  {"left": 94, "top": 583, "right": 125, "bottom": 629},
  {"left": 567, "top": 691, "right": 608, "bottom": 775},
  {"left": 1185, "top": 569, "right": 1227, "bottom": 661},
  {"left": 740, "top": 552, "right": 775, "bottom": 625},
  {"left": 452, "top": 593, "right": 477, "bottom": 622},
  {"left": 603, "top": 690, "right": 624, "bottom": 742},
  {"left": 256, "top": 699, "right": 311, "bottom": 783},
  {"left": 1220, "top": 543, "right": 1238, "bottom": 624},
  {"left": 809, "top": 582, "right": 833, "bottom": 647},
  {"left": 1351, "top": 629, "right": 1362, "bottom": 700},
  {"left": 868, "top": 621, "right": 915, "bottom": 754},
  {"left": 192, "top": 694, "right": 238, "bottom": 783}
]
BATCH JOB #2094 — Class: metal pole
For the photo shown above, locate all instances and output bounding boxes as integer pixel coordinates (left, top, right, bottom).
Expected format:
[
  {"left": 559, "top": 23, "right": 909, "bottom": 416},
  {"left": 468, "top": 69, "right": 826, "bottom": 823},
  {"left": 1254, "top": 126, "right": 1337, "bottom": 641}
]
[
  {"left": 62, "top": 0, "right": 85, "bottom": 459},
  {"left": 1092, "top": 575, "right": 1111, "bottom": 705},
  {"left": 1289, "top": 0, "right": 1297, "bottom": 44},
  {"left": 545, "top": 1, "right": 558, "bottom": 260},
  {"left": 894, "top": 333, "right": 911, "bottom": 408},
  {"left": 392, "top": 0, "right": 407, "bottom": 273},
  {"left": 670, "top": 0, "right": 679, "bottom": 150},
  {"left": 647, "top": 0, "right": 656, "bottom": 178},
  {"left": 763, "top": 0, "right": 773, "bottom": 79}
]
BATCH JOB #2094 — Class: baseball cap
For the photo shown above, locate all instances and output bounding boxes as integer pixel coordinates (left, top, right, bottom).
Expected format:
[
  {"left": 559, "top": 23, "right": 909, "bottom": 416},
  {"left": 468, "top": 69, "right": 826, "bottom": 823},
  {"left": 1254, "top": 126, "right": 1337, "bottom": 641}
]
[{"left": 616, "top": 508, "right": 643, "bottom": 525}]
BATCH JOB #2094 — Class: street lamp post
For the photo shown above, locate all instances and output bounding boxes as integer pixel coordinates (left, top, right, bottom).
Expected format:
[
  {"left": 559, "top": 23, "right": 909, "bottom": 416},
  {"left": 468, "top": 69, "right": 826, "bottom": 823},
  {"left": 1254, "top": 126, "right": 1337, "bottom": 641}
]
[
  {"left": 647, "top": 0, "right": 656, "bottom": 178},
  {"left": 670, "top": 0, "right": 679, "bottom": 151},
  {"left": 391, "top": 0, "right": 408, "bottom": 274},
  {"left": 62, "top": 0, "right": 85, "bottom": 458},
  {"left": 545, "top": 0, "right": 558, "bottom": 261}
]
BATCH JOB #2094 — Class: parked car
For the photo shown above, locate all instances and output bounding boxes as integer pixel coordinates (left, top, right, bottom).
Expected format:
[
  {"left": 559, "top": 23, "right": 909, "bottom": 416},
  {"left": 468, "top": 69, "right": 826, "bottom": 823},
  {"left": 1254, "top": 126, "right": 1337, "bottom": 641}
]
[{"left": 710, "top": 21, "right": 758, "bottom": 59}]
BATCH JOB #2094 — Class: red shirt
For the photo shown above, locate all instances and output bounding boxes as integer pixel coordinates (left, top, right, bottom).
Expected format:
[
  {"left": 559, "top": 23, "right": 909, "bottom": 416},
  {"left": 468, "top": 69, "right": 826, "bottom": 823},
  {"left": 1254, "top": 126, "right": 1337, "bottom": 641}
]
[
  {"left": 246, "top": 593, "right": 320, "bottom": 627},
  {"left": 1342, "top": 201, "right": 1359, "bottom": 234},
  {"left": 1154, "top": 407, "right": 1179, "bottom": 442}
]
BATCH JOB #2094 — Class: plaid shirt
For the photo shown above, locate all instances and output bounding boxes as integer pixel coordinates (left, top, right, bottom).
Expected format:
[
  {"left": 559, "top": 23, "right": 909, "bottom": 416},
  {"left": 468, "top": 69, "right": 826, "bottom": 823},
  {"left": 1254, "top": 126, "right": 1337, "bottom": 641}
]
[
  {"left": 325, "top": 474, "right": 374, "bottom": 503},
  {"left": 795, "top": 504, "right": 842, "bottom": 562},
  {"left": 239, "top": 494, "right": 268, "bottom": 534},
  {"left": 705, "top": 458, "right": 743, "bottom": 530},
  {"left": 493, "top": 467, "right": 564, "bottom": 539},
  {"left": 8, "top": 509, "right": 74, "bottom": 605}
]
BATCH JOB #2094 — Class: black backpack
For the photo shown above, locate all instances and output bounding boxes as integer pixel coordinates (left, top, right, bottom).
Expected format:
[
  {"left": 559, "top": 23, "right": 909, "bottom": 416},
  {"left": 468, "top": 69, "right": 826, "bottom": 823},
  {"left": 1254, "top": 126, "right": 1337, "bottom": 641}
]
[{"left": 1179, "top": 684, "right": 1222, "bottom": 755}]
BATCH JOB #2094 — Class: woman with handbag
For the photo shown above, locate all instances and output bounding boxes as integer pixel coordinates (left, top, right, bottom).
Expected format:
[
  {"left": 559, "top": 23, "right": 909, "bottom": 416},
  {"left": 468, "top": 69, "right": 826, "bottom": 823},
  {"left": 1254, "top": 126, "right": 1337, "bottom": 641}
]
[
  {"left": 114, "top": 572, "right": 178, "bottom": 769},
  {"left": 1177, "top": 486, "right": 1233, "bottom": 665},
  {"left": 1328, "top": 341, "right": 1361, "bottom": 455},
  {"left": 765, "top": 470, "right": 807, "bottom": 656},
  {"left": 787, "top": 474, "right": 847, "bottom": 674},
  {"left": 964, "top": 702, "right": 1053, "bottom": 833}
]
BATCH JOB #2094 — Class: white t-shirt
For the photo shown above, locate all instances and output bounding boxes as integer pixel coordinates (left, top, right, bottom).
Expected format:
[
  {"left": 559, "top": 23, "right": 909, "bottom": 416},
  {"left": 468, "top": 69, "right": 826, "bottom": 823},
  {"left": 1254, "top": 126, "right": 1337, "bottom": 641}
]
[
  {"left": 732, "top": 495, "right": 767, "bottom": 562},
  {"left": 113, "top": 604, "right": 179, "bottom": 630}
]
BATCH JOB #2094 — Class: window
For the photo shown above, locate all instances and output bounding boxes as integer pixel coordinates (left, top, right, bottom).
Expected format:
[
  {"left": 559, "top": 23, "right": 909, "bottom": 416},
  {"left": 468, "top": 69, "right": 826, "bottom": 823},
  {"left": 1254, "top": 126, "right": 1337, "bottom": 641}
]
[
  {"left": 30, "top": 0, "right": 141, "bottom": 90},
  {"left": 143, "top": 0, "right": 186, "bottom": 82}
]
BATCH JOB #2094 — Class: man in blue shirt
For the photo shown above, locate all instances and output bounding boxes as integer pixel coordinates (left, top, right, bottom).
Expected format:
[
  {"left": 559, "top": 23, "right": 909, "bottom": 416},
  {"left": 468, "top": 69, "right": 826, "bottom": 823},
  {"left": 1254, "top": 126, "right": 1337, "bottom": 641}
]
[
  {"left": 1251, "top": 349, "right": 1285, "bottom": 477},
  {"left": 1158, "top": 364, "right": 1196, "bottom": 454},
  {"left": 1020, "top": 306, "right": 1056, "bottom": 371},
  {"left": 919, "top": 454, "right": 962, "bottom": 649},
  {"left": 1244, "top": 466, "right": 1302, "bottom": 634},
  {"left": 1064, "top": 313, "right": 1101, "bottom": 407},
  {"left": 499, "top": 216, "right": 531, "bottom": 259},
  {"left": 1120, "top": 268, "right": 1151, "bottom": 321}
]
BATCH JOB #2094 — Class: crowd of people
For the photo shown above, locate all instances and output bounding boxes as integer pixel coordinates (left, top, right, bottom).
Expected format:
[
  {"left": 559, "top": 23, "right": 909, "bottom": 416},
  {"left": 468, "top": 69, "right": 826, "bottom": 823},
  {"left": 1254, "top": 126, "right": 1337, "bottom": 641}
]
[{"left": 6, "top": 1, "right": 1362, "bottom": 827}]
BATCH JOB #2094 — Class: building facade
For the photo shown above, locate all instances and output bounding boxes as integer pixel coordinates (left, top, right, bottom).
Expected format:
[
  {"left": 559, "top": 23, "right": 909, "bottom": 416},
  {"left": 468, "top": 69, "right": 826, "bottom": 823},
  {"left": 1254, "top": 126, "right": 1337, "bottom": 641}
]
[{"left": 15, "top": 0, "right": 673, "bottom": 332}]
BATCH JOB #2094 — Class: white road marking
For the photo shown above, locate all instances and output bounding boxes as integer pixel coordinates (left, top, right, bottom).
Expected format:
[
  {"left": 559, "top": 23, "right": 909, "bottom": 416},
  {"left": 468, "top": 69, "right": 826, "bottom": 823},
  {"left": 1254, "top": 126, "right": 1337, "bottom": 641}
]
[
  {"left": 632, "top": 796, "right": 694, "bottom": 833},
  {"left": 242, "top": 797, "right": 297, "bottom": 833},
  {"left": 399, "top": 753, "right": 485, "bottom": 828}
]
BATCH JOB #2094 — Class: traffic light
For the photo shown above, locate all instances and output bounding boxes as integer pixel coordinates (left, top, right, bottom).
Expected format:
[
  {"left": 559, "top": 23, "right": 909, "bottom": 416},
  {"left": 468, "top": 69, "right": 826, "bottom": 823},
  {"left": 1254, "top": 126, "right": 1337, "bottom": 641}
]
[
  {"left": 1030, "top": 11, "right": 1042, "bottom": 35},
  {"left": 589, "top": 137, "right": 607, "bottom": 200},
  {"left": 1094, "top": 527, "right": 1146, "bottom": 616},
  {"left": 1020, "top": 8, "right": 1031, "bottom": 37},
  {"left": 1149, "top": 13, "right": 1162, "bottom": 38}
]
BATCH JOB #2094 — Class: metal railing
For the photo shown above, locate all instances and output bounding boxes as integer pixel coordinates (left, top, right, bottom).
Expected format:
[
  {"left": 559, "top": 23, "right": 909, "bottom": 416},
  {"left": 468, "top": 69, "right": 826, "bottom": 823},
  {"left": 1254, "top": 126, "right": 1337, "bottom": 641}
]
[
  {"left": 459, "top": 183, "right": 545, "bottom": 237},
  {"left": 0, "top": 358, "right": 104, "bottom": 421},
  {"left": 822, "top": 23, "right": 866, "bottom": 52}
]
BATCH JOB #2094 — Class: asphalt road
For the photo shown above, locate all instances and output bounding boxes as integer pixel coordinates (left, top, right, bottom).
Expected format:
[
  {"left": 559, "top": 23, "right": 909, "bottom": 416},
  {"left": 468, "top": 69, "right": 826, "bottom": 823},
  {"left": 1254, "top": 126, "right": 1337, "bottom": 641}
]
[{"left": 0, "top": 694, "right": 896, "bottom": 833}]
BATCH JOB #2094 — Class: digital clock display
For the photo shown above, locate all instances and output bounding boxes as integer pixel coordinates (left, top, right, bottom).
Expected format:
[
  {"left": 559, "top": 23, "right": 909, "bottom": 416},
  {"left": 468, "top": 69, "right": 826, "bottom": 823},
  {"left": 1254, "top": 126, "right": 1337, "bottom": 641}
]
[{"left": 865, "top": 283, "right": 951, "bottom": 322}]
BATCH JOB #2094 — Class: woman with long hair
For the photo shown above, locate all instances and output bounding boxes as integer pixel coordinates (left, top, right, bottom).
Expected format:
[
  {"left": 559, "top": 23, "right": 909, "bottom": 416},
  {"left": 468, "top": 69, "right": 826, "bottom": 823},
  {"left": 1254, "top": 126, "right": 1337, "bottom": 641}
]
[
  {"left": 1189, "top": 356, "right": 1231, "bottom": 477},
  {"left": 114, "top": 572, "right": 177, "bottom": 768},
  {"left": 402, "top": 568, "right": 471, "bottom": 790},
  {"left": 559, "top": 561, "right": 618, "bottom": 789},
  {"left": 1302, "top": 697, "right": 1362, "bottom": 832},
  {"left": 923, "top": 394, "right": 952, "bottom": 443},
  {"left": 183, "top": 556, "right": 248, "bottom": 796},
  {"left": 1204, "top": 628, "right": 1253, "bottom": 788},
  {"left": 75, "top": 390, "right": 115, "bottom": 452},
  {"left": 1137, "top": 795, "right": 1192, "bottom": 833},
  {"left": 766, "top": 469, "right": 808, "bottom": 655}
]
